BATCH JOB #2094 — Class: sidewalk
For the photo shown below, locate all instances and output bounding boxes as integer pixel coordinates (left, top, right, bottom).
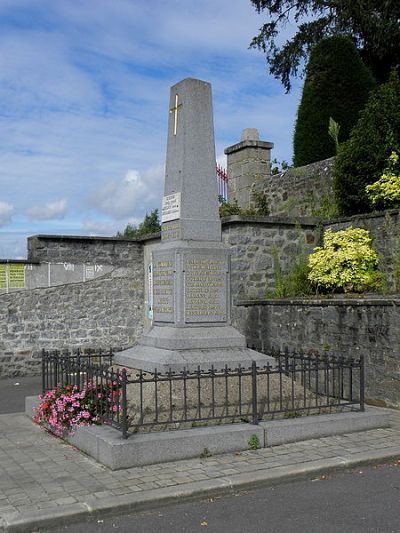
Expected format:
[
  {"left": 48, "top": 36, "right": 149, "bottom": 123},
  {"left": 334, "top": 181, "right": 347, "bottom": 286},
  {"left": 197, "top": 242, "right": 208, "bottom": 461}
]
[{"left": 1, "top": 410, "right": 400, "bottom": 532}]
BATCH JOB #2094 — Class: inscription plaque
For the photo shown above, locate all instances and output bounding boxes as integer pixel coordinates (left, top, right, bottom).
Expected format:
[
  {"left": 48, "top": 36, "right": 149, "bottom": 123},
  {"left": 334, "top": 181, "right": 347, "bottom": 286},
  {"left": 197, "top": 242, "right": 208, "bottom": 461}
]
[
  {"left": 153, "top": 253, "right": 175, "bottom": 322},
  {"left": 184, "top": 254, "right": 227, "bottom": 323},
  {"left": 9, "top": 264, "right": 25, "bottom": 288},
  {"left": 161, "top": 192, "right": 181, "bottom": 223},
  {"left": 0, "top": 264, "right": 26, "bottom": 289},
  {"left": 161, "top": 220, "right": 181, "bottom": 241},
  {"left": 0, "top": 265, "right": 6, "bottom": 289}
]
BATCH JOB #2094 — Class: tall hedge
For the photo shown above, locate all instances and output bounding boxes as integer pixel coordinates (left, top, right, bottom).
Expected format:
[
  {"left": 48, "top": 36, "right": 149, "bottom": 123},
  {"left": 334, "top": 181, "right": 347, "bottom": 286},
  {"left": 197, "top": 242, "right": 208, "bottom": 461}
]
[
  {"left": 334, "top": 70, "right": 400, "bottom": 215},
  {"left": 293, "top": 36, "right": 375, "bottom": 167}
]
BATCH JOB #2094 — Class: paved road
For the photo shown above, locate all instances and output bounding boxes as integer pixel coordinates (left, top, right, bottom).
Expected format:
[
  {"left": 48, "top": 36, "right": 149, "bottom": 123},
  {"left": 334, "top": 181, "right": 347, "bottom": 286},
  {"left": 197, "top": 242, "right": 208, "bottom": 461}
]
[
  {"left": 1, "top": 377, "right": 400, "bottom": 533},
  {"left": 0, "top": 375, "right": 41, "bottom": 414},
  {"left": 42, "top": 462, "right": 400, "bottom": 533}
]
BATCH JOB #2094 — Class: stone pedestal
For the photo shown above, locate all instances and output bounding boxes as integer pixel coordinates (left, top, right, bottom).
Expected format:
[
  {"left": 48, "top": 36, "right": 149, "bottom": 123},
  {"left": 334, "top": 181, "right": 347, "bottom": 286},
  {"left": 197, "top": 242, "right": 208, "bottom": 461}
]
[{"left": 225, "top": 128, "right": 274, "bottom": 209}]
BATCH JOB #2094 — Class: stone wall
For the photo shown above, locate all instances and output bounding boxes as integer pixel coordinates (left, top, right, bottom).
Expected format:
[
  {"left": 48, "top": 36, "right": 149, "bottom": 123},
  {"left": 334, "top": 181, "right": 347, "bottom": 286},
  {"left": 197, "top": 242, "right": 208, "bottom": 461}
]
[
  {"left": 222, "top": 216, "right": 319, "bottom": 299},
  {"left": 0, "top": 238, "right": 145, "bottom": 378},
  {"left": 27, "top": 234, "right": 151, "bottom": 266},
  {"left": 233, "top": 298, "right": 400, "bottom": 408},
  {"left": 253, "top": 158, "right": 334, "bottom": 217}
]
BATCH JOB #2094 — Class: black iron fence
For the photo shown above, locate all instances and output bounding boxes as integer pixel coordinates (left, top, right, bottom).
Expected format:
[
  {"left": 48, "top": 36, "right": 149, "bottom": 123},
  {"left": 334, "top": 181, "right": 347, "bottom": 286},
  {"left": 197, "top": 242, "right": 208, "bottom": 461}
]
[{"left": 41, "top": 348, "right": 364, "bottom": 439}]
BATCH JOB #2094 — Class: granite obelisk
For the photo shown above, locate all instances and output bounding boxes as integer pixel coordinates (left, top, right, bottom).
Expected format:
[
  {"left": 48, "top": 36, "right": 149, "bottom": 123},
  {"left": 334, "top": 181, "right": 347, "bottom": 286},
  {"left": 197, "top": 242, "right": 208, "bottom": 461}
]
[{"left": 115, "top": 78, "right": 274, "bottom": 371}]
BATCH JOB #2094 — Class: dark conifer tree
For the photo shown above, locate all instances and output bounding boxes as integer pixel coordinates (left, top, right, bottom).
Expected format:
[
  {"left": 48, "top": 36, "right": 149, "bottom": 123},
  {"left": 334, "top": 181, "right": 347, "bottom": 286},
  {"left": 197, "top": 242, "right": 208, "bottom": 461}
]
[{"left": 293, "top": 36, "right": 375, "bottom": 167}]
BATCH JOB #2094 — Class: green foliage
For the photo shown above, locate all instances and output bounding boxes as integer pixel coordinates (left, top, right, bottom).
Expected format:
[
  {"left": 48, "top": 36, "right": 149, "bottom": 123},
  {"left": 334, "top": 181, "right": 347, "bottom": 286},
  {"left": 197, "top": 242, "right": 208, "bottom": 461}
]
[
  {"left": 218, "top": 194, "right": 269, "bottom": 217},
  {"left": 248, "top": 434, "right": 260, "bottom": 450},
  {"left": 271, "top": 158, "right": 290, "bottom": 175},
  {"left": 311, "top": 194, "right": 339, "bottom": 219},
  {"left": 334, "top": 70, "right": 400, "bottom": 215},
  {"left": 219, "top": 198, "right": 256, "bottom": 217},
  {"left": 200, "top": 447, "right": 212, "bottom": 458},
  {"left": 328, "top": 117, "right": 341, "bottom": 153},
  {"left": 252, "top": 191, "right": 270, "bottom": 215},
  {"left": 249, "top": 0, "right": 400, "bottom": 92},
  {"left": 116, "top": 209, "right": 161, "bottom": 238},
  {"left": 366, "top": 152, "right": 400, "bottom": 209},
  {"left": 308, "top": 227, "right": 382, "bottom": 293},
  {"left": 270, "top": 235, "right": 313, "bottom": 298},
  {"left": 293, "top": 36, "right": 375, "bottom": 167},
  {"left": 383, "top": 213, "right": 400, "bottom": 292}
]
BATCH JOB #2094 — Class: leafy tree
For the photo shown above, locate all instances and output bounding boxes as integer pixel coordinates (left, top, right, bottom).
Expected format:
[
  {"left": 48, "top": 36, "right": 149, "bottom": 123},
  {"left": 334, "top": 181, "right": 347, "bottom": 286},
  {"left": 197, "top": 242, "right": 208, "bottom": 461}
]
[
  {"left": 249, "top": 0, "right": 400, "bottom": 92},
  {"left": 116, "top": 209, "right": 161, "bottom": 238},
  {"left": 333, "top": 70, "right": 400, "bottom": 215},
  {"left": 293, "top": 36, "right": 375, "bottom": 166}
]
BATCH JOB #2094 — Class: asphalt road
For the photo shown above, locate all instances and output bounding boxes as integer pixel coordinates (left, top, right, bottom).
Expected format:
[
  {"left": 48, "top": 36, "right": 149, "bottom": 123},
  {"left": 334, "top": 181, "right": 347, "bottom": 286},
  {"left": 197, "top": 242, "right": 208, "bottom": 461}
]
[
  {"left": 42, "top": 462, "right": 400, "bottom": 533},
  {"left": 0, "top": 375, "right": 41, "bottom": 413}
]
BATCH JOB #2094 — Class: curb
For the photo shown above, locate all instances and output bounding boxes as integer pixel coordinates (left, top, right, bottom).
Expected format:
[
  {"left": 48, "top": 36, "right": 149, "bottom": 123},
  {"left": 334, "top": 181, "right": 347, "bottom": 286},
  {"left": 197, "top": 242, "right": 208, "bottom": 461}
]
[{"left": 2, "top": 448, "right": 400, "bottom": 532}]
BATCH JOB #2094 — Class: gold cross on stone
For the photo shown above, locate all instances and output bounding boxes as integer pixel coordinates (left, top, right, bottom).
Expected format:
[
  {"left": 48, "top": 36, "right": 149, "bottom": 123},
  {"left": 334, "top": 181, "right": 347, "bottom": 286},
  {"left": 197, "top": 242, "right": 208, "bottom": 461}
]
[{"left": 169, "top": 94, "right": 182, "bottom": 135}]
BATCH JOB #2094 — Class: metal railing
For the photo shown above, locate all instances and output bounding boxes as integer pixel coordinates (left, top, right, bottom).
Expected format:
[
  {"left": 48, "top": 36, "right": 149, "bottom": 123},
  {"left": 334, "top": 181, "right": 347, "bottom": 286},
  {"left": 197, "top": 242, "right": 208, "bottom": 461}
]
[
  {"left": 41, "top": 348, "right": 364, "bottom": 439},
  {"left": 216, "top": 164, "right": 228, "bottom": 202}
]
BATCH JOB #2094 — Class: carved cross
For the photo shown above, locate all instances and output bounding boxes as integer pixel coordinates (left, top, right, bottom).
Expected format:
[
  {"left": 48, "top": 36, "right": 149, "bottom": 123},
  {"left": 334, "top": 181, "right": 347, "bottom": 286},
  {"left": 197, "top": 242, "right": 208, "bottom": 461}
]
[{"left": 169, "top": 94, "right": 182, "bottom": 136}]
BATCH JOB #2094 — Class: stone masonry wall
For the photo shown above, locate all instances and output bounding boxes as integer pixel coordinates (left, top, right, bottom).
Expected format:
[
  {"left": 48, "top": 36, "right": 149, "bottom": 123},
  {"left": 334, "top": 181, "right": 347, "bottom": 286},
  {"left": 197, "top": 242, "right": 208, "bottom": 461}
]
[
  {"left": 222, "top": 216, "right": 319, "bottom": 300},
  {"left": 0, "top": 239, "right": 145, "bottom": 377},
  {"left": 27, "top": 235, "right": 147, "bottom": 266},
  {"left": 253, "top": 158, "right": 334, "bottom": 217},
  {"left": 233, "top": 299, "right": 400, "bottom": 408}
]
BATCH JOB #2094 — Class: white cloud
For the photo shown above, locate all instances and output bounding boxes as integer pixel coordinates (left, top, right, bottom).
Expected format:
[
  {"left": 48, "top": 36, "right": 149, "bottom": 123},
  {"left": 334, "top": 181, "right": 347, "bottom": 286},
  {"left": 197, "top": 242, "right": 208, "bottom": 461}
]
[
  {"left": 88, "top": 166, "right": 164, "bottom": 219},
  {"left": 0, "top": 202, "right": 15, "bottom": 226},
  {"left": 0, "top": 1, "right": 301, "bottom": 257},
  {"left": 80, "top": 218, "right": 139, "bottom": 236},
  {"left": 27, "top": 199, "right": 68, "bottom": 220}
]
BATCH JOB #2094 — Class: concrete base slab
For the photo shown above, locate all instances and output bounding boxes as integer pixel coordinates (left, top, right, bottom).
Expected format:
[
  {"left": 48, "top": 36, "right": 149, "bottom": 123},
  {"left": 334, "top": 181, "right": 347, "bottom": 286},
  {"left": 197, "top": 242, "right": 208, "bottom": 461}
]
[
  {"left": 67, "top": 423, "right": 265, "bottom": 470},
  {"left": 25, "top": 396, "right": 392, "bottom": 471},
  {"left": 260, "top": 408, "right": 392, "bottom": 446},
  {"left": 114, "top": 344, "right": 275, "bottom": 372}
]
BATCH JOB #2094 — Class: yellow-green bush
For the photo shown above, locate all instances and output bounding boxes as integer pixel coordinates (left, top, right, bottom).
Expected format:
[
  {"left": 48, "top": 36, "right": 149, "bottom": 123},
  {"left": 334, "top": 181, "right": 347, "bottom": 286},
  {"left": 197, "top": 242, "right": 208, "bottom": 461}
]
[
  {"left": 366, "top": 151, "right": 400, "bottom": 208},
  {"left": 308, "top": 227, "right": 381, "bottom": 293}
]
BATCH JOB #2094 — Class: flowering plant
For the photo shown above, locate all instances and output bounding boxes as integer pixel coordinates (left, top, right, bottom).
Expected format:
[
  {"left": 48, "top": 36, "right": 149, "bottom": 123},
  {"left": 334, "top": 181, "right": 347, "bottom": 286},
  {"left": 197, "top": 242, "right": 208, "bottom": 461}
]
[{"left": 34, "top": 382, "right": 120, "bottom": 437}]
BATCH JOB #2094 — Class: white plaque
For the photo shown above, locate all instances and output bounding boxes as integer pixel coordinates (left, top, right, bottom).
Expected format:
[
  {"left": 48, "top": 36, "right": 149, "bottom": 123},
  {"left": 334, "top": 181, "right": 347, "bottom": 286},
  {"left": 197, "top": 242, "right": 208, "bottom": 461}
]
[{"left": 162, "top": 192, "right": 181, "bottom": 223}]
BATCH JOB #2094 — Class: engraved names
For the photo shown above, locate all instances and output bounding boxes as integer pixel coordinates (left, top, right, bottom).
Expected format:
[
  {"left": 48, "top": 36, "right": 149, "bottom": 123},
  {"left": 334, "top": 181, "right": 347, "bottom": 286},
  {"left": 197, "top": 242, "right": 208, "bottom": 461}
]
[
  {"left": 161, "top": 220, "right": 181, "bottom": 241},
  {"left": 153, "top": 255, "right": 175, "bottom": 322},
  {"left": 0, "top": 264, "right": 25, "bottom": 289},
  {"left": 184, "top": 255, "right": 227, "bottom": 323}
]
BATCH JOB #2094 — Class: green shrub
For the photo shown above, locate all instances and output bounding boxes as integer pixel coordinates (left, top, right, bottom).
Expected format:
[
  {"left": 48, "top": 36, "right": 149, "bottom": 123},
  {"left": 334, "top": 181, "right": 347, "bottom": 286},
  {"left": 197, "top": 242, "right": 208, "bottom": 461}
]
[
  {"left": 218, "top": 193, "right": 269, "bottom": 217},
  {"left": 218, "top": 197, "right": 256, "bottom": 217},
  {"left": 293, "top": 36, "right": 375, "bottom": 167},
  {"left": 334, "top": 70, "right": 400, "bottom": 215},
  {"left": 366, "top": 152, "right": 400, "bottom": 209},
  {"left": 308, "top": 227, "right": 382, "bottom": 293}
]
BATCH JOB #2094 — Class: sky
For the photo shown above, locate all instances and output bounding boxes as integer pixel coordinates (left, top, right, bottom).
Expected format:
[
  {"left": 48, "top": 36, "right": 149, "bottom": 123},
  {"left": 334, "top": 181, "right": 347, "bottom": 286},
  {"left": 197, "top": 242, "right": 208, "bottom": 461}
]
[{"left": 0, "top": 0, "right": 302, "bottom": 259}]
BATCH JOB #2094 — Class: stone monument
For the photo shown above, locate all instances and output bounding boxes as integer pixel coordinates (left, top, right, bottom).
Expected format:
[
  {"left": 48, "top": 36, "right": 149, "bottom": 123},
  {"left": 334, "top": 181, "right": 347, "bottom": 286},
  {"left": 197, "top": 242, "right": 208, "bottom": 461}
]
[{"left": 115, "top": 78, "right": 274, "bottom": 372}]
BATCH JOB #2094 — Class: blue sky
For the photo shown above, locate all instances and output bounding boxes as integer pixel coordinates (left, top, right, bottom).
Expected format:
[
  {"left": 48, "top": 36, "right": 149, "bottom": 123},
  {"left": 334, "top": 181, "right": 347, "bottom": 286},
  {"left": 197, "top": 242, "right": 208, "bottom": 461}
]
[{"left": 0, "top": 0, "right": 302, "bottom": 258}]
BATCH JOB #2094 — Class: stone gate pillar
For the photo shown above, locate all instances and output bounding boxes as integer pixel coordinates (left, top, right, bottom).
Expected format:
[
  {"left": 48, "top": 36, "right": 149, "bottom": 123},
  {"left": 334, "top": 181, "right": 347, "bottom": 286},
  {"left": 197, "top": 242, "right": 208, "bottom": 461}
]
[{"left": 224, "top": 128, "right": 274, "bottom": 209}]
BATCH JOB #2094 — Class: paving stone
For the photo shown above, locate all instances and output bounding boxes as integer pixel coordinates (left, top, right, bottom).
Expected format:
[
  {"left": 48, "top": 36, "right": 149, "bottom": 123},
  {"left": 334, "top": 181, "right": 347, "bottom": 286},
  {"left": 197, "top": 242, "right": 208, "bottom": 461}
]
[{"left": 1, "top": 411, "right": 400, "bottom": 526}]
